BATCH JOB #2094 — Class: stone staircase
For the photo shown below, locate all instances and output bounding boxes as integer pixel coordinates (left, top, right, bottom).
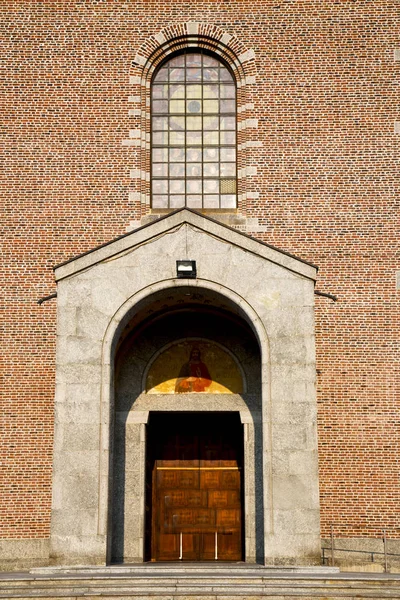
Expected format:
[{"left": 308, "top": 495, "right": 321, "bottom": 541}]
[{"left": 0, "top": 564, "right": 400, "bottom": 599}]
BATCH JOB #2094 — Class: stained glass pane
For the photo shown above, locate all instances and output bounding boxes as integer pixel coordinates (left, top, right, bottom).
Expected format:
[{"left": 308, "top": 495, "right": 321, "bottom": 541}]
[
  {"left": 187, "top": 163, "right": 202, "bottom": 177},
  {"left": 187, "top": 180, "right": 202, "bottom": 193},
  {"left": 168, "top": 54, "right": 185, "bottom": 67},
  {"left": 153, "top": 117, "right": 169, "bottom": 131},
  {"left": 152, "top": 180, "right": 168, "bottom": 194},
  {"left": 204, "top": 195, "right": 220, "bottom": 208},
  {"left": 170, "top": 100, "right": 185, "bottom": 113},
  {"left": 221, "top": 84, "right": 235, "bottom": 98},
  {"left": 221, "top": 147, "right": 236, "bottom": 162},
  {"left": 220, "top": 162, "right": 236, "bottom": 176},
  {"left": 204, "top": 85, "right": 219, "bottom": 99},
  {"left": 203, "top": 55, "right": 219, "bottom": 67},
  {"left": 153, "top": 163, "right": 168, "bottom": 177},
  {"left": 187, "top": 195, "right": 202, "bottom": 208},
  {"left": 187, "top": 100, "right": 202, "bottom": 113},
  {"left": 187, "top": 148, "right": 202, "bottom": 162},
  {"left": 170, "top": 195, "right": 185, "bottom": 208},
  {"left": 153, "top": 131, "right": 168, "bottom": 145},
  {"left": 186, "top": 131, "right": 202, "bottom": 145},
  {"left": 203, "top": 100, "right": 219, "bottom": 113},
  {"left": 187, "top": 68, "right": 201, "bottom": 81},
  {"left": 220, "top": 131, "right": 236, "bottom": 144},
  {"left": 170, "top": 116, "right": 185, "bottom": 131},
  {"left": 204, "top": 148, "right": 219, "bottom": 161},
  {"left": 170, "top": 131, "right": 184, "bottom": 145},
  {"left": 170, "top": 163, "right": 185, "bottom": 177},
  {"left": 169, "top": 68, "right": 185, "bottom": 82},
  {"left": 187, "top": 85, "right": 202, "bottom": 98},
  {"left": 170, "top": 148, "right": 185, "bottom": 161},
  {"left": 220, "top": 99, "right": 235, "bottom": 113},
  {"left": 152, "top": 52, "right": 237, "bottom": 209},
  {"left": 186, "top": 54, "right": 202, "bottom": 67},
  {"left": 153, "top": 195, "right": 168, "bottom": 208},
  {"left": 203, "top": 68, "right": 219, "bottom": 81},
  {"left": 170, "top": 180, "right": 185, "bottom": 194},
  {"left": 170, "top": 85, "right": 185, "bottom": 99},
  {"left": 221, "top": 194, "right": 236, "bottom": 208},
  {"left": 153, "top": 85, "right": 168, "bottom": 99},
  {"left": 221, "top": 116, "right": 235, "bottom": 130},
  {"left": 204, "top": 116, "right": 219, "bottom": 131},
  {"left": 204, "top": 180, "right": 219, "bottom": 193},
  {"left": 153, "top": 100, "right": 168, "bottom": 113},
  {"left": 203, "top": 162, "right": 219, "bottom": 176},
  {"left": 153, "top": 148, "right": 168, "bottom": 162},
  {"left": 204, "top": 130, "right": 219, "bottom": 145},
  {"left": 154, "top": 67, "right": 168, "bottom": 82},
  {"left": 169, "top": 56, "right": 185, "bottom": 67},
  {"left": 220, "top": 68, "right": 233, "bottom": 82},
  {"left": 187, "top": 117, "right": 202, "bottom": 131}
]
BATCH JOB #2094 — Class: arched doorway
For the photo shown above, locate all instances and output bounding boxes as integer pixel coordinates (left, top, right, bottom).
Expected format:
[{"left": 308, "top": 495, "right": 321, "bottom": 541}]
[
  {"left": 52, "top": 208, "right": 321, "bottom": 567},
  {"left": 110, "top": 286, "right": 263, "bottom": 564}
]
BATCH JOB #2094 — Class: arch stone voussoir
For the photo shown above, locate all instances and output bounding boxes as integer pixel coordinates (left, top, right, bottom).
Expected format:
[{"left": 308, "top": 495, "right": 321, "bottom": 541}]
[{"left": 133, "top": 22, "right": 256, "bottom": 84}]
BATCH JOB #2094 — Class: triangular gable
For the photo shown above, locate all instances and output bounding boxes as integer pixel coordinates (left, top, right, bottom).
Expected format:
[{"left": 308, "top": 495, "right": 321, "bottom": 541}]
[{"left": 54, "top": 209, "right": 318, "bottom": 282}]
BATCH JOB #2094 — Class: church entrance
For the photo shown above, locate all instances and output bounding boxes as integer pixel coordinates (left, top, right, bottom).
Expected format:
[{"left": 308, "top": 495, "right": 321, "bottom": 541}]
[{"left": 146, "top": 412, "right": 244, "bottom": 562}]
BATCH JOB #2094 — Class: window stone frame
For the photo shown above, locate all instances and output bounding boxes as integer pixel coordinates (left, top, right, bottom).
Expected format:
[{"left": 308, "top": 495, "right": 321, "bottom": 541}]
[{"left": 124, "top": 23, "right": 258, "bottom": 228}]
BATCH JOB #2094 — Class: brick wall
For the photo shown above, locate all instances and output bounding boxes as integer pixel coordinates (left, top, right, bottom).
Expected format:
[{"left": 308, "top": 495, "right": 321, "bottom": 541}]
[{"left": 1, "top": 0, "right": 399, "bottom": 544}]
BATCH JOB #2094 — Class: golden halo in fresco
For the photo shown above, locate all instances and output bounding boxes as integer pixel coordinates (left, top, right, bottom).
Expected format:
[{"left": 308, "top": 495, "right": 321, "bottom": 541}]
[{"left": 146, "top": 339, "right": 243, "bottom": 394}]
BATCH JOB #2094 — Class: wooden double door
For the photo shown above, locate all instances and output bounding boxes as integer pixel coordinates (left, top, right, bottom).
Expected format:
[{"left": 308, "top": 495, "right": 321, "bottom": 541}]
[{"left": 147, "top": 413, "right": 243, "bottom": 562}]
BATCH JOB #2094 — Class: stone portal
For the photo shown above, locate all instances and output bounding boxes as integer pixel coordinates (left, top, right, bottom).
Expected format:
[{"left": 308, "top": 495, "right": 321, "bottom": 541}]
[{"left": 51, "top": 209, "right": 321, "bottom": 566}]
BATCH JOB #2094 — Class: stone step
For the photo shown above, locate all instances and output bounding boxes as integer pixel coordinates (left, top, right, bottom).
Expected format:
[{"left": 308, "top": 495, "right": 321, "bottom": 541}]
[{"left": 0, "top": 567, "right": 400, "bottom": 599}]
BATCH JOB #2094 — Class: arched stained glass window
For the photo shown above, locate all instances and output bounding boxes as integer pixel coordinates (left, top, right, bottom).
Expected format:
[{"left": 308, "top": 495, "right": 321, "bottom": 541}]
[{"left": 151, "top": 52, "right": 237, "bottom": 210}]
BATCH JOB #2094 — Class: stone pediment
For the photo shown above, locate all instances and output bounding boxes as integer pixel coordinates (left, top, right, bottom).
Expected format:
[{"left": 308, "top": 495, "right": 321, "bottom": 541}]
[{"left": 54, "top": 208, "right": 317, "bottom": 282}]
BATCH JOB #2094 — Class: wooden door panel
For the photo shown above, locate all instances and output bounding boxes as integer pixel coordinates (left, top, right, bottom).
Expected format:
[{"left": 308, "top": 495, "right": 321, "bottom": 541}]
[
  {"left": 201, "top": 532, "right": 217, "bottom": 561},
  {"left": 168, "top": 508, "right": 216, "bottom": 530},
  {"left": 216, "top": 508, "right": 241, "bottom": 528},
  {"left": 217, "top": 532, "right": 242, "bottom": 560},
  {"left": 199, "top": 470, "right": 221, "bottom": 489},
  {"left": 220, "top": 470, "right": 241, "bottom": 488},
  {"left": 208, "top": 489, "right": 240, "bottom": 508},
  {"left": 164, "top": 489, "right": 207, "bottom": 508},
  {"left": 182, "top": 533, "right": 198, "bottom": 559},
  {"left": 157, "top": 533, "right": 179, "bottom": 560},
  {"left": 157, "top": 469, "right": 199, "bottom": 488},
  {"left": 200, "top": 469, "right": 240, "bottom": 489},
  {"left": 151, "top": 413, "right": 243, "bottom": 561}
]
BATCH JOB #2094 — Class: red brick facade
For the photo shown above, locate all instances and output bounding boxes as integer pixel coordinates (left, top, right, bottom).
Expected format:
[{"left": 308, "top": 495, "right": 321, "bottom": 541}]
[{"left": 1, "top": 0, "right": 399, "bottom": 554}]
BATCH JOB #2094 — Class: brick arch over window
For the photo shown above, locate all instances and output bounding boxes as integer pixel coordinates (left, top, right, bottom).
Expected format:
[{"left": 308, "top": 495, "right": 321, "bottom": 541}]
[{"left": 126, "top": 23, "right": 258, "bottom": 223}]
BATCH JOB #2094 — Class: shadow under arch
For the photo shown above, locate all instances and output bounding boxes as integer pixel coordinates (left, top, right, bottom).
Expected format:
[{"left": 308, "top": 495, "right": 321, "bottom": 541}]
[{"left": 100, "top": 278, "right": 271, "bottom": 565}]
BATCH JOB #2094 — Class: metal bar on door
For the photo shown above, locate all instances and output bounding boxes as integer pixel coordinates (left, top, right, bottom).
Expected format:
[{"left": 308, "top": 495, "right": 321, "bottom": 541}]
[
  {"left": 179, "top": 532, "right": 183, "bottom": 560},
  {"left": 215, "top": 531, "right": 218, "bottom": 560}
]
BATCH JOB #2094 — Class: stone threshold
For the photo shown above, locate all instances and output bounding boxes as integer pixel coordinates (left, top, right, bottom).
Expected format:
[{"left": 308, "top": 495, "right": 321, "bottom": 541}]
[{"left": 29, "top": 563, "right": 340, "bottom": 577}]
